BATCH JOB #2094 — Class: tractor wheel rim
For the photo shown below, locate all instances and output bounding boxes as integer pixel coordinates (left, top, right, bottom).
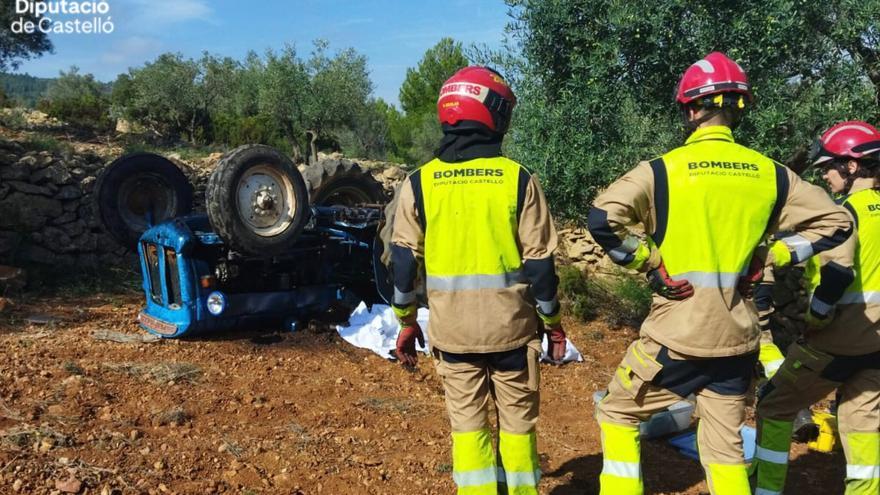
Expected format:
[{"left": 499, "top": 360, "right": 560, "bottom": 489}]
[
  {"left": 236, "top": 164, "right": 296, "bottom": 237},
  {"left": 118, "top": 173, "right": 177, "bottom": 233}
]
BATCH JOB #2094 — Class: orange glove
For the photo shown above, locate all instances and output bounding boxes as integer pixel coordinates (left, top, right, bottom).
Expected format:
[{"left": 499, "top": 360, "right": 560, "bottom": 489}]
[
  {"left": 392, "top": 304, "right": 424, "bottom": 366},
  {"left": 546, "top": 326, "right": 567, "bottom": 362},
  {"left": 395, "top": 323, "right": 424, "bottom": 366}
]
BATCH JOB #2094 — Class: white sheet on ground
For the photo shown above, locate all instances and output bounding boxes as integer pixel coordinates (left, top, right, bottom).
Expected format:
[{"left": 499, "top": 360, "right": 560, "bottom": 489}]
[{"left": 336, "top": 302, "right": 583, "bottom": 363}]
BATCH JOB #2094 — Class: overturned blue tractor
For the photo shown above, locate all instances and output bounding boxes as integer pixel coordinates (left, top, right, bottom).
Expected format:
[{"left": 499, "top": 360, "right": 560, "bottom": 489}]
[{"left": 96, "top": 145, "right": 400, "bottom": 338}]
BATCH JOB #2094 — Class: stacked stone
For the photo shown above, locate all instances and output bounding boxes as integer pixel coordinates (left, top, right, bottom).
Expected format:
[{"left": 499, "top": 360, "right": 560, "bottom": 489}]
[
  {"left": 0, "top": 139, "right": 129, "bottom": 268},
  {"left": 766, "top": 265, "right": 809, "bottom": 350},
  {"left": 557, "top": 227, "right": 612, "bottom": 271}
]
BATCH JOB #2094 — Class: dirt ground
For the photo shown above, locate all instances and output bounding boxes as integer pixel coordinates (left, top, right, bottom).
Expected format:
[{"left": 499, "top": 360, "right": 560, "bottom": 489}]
[{"left": 0, "top": 289, "right": 846, "bottom": 495}]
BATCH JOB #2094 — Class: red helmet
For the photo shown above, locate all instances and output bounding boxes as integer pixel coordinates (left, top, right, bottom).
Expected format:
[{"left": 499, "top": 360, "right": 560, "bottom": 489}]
[
  {"left": 437, "top": 66, "right": 516, "bottom": 133},
  {"left": 810, "top": 121, "right": 880, "bottom": 167},
  {"left": 675, "top": 52, "right": 752, "bottom": 105}
]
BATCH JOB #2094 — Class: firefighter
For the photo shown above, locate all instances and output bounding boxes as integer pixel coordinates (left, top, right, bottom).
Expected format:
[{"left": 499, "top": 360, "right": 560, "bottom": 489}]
[
  {"left": 586, "top": 52, "right": 854, "bottom": 495},
  {"left": 390, "top": 66, "right": 565, "bottom": 495},
  {"left": 753, "top": 121, "right": 880, "bottom": 495}
]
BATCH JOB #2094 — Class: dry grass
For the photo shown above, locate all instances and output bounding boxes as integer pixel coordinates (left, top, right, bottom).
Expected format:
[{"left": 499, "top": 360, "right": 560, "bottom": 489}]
[
  {"left": 153, "top": 407, "right": 191, "bottom": 426},
  {"left": 0, "top": 400, "right": 24, "bottom": 422},
  {"left": 102, "top": 362, "right": 202, "bottom": 384},
  {"left": 220, "top": 436, "right": 246, "bottom": 458},
  {"left": 0, "top": 426, "right": 70, "bottom": 449},
  {"left": 63, "top": 361, "right": 85, "bottom": 375}
]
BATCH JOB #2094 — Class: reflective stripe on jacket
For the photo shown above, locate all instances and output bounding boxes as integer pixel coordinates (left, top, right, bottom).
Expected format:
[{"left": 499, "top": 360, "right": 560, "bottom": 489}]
[
  {"left": 391, "top": 156, "right": 558, "bottom": 353},
  {"left": 657, "top": 131, "right": 781, "bottom": 288},
  {"left": 420, "top": 157, "right": 525, "bottom": 291},
  {"left": 589, "top": 125, "right": 853, "bottom": 357},
  {"left": 806, "top": 179, "right": 880, "bottom": 355}
]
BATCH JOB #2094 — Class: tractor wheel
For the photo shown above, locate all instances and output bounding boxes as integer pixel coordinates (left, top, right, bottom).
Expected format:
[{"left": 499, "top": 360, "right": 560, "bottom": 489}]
[
  {"left": 205, "top": 145, "right": 309, "bottom": 256},
  {"left": 95, "top": 152, "right": 194, "bottom": 250},
  {"left": 301, "top": 158, "right": 388, "bottom": 206}
]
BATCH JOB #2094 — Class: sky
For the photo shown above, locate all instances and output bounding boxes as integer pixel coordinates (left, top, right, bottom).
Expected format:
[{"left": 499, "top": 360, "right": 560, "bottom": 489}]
[{"left": 11, "top": 0, "right": 513, "bottom": 107}]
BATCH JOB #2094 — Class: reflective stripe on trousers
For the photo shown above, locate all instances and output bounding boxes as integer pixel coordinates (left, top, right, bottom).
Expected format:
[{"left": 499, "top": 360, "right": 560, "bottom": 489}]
[
  {"left": 697, "top": 417, "right": 750, "bottom": 495},
  {"left": 498, "top": 430, "right": 540, "bottom": 495},
  {"left": 451, "top": 429, "right": 540, "bottom": 495},
  {"left": 754, "top": 418, "right": 793, "bottom": 495},
  {"left": 843, "top": 432, "right": 880, "bottom": 495},
  {"left": 599, "top": 422, "right": 643, "bottom": 495},
  {"left": 705, "top": 463, "right": 750, "bottom": 495},
  {"left": 452, "top": 429, "right": 497, "bottom": 495}
]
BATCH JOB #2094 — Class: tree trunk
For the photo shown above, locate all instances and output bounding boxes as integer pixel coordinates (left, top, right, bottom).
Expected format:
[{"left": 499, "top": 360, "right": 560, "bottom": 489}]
[
  {"left": 290, "top": 142, "right": 303, "bottom": 164},
  {"left": 306, "top": 130, "right": 318, "bottom": 165}
]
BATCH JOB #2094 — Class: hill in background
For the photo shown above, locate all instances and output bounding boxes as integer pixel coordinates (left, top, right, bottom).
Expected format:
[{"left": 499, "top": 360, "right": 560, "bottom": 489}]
[{"left": 0, "top": 72, "right": 55, "bottom": 106}]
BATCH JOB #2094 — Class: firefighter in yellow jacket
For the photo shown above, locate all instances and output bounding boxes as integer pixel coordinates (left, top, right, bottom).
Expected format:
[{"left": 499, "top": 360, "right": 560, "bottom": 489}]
[
  {"left": 587, "top": 52, "right": 854, "bottom": 495},
  {"left": 754, "top": 121, "right": 880, "bottom": 495},
  {"left": 390, "top": 66, "right": 565, "bottom": 495}
]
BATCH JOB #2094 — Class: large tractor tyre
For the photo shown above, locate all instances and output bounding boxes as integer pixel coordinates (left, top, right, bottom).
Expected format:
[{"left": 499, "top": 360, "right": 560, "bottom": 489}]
[
  {"left": 95, "top": 152, "right": 194, "bottom": 250},
  {"left": 301, "top": 158, "right": 388, "bottom": 206},
  {"left": 206, "top": 145, "right": 310, "bottom": 256}
]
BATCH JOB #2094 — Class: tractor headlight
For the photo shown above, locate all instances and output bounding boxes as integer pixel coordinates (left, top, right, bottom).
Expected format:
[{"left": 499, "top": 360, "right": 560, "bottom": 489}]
[{"left": 206, "top": 291, "right": 226, "bottom": 316}]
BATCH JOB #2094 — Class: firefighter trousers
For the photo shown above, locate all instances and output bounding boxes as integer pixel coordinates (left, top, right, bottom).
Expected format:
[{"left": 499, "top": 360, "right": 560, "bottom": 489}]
[
  {"left": 754, "top": 342, "right": 880, "bottom": 495},
  {"left": 433, "top": 339, "right": 543, "bottom": 495},
  {"left": 596, "top": 336, "right": 757, "bottom": 495}
]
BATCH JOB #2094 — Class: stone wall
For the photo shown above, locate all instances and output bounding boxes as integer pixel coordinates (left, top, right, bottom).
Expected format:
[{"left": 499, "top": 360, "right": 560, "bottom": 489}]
[
  {"left": 557, "top": 227, "right": 613, "bottom": 271},
  {"left": 0, "top": 139, "right": 129, "bottom": 269}
]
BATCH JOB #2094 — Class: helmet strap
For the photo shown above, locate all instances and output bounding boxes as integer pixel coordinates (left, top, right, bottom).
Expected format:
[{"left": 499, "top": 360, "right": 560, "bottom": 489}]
[
  {"left": 682, "top": 106, "right": 723, "bottom": 131},
  {"left": 682, "top": 94, "right": 746, "bottom": 130}
]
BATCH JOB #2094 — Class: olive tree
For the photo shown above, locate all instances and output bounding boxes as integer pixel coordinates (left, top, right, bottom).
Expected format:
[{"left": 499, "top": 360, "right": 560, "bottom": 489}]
[{"left": 505, "top": 0, "right": 880, "bottom": 221}]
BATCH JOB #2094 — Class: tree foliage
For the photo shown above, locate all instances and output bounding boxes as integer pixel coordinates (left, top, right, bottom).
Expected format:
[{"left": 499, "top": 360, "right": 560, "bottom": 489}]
[
  {"left": 336, "top": 98, "right": 396, "bottom": 159},
  {"left": 400, "top": 38, "right": 469, "bottom": 116},
  {"left": 306, "top": 41, "right": 373, "bottom": 139},
  {"left": 0, "top": 72, "right": 53, "bottom": 106},
  {"left": 0, "top": 3, "right": 52, "bottom": 72},
  {"left": 506, "top": 0, "right": 880, "bottom": 221},
  {"left": 112, "top": 53, "right": 204, "bottom": 141},
  {"left": 394, "top": 38, "right": 470, "bottom": 165},
  {"left": 0, "top": 36, "right": 477, "bottom": 166},
  {"left": 39, "top": 66, "right": 111, "bottom": 130},
  {"left": 111, "top": 41, "right": 378, "bottom": 157}
]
